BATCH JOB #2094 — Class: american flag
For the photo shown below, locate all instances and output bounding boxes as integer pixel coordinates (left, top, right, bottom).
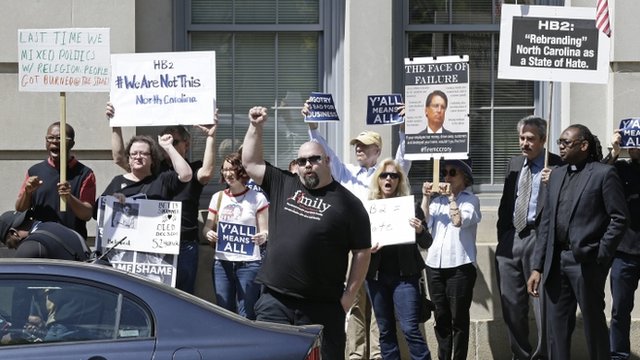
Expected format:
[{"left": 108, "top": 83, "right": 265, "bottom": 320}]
[{"left": 596, "top": 0, "right": 611, "bottom": 37}]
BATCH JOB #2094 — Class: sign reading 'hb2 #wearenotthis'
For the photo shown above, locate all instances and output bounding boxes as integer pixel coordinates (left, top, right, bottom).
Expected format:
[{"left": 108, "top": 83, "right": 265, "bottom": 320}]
[{"left": 109, "top": 51, "right": 216, "bottom": 127}]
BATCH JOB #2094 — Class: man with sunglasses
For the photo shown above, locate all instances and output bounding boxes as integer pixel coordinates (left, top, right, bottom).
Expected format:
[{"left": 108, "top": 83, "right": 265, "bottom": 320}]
[
  {"left": 527, "top": 124, "right": 628, "bottom": 359},
  {"left": 15, "top": 122, "right": 96, "bottom": 239},
  {"left": 496, "top": 116, "right": 562, "bottom": 360},
  {"left": 302, "top": 99, "right": 412, "bottom": 360},
  {"left": 242, "top": 106, "right": 371, "bottom": 360},
  {"left": 106, "top": 103, "right": 218, "bottom": 294}
]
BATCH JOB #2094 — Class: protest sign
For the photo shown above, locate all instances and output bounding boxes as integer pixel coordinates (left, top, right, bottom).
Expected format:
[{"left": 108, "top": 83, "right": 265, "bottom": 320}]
[
  {"left": 366, "top": 94, "right": 403, "bottom": 126},
  {"left": 110, "top": 51, "right": 216, "bottom": 126},
  {"left": 498, "top": 4, "right": 610, "bottom": 84},
  {"left": 97, "top": 196, "right": 181, "bottom": 287},
  {"left": 304, "top": 92, "right": 340, "bottom": 122},
  {"left": 364, "top": 195, "right": 415, "bottom": 247},
  {"left": 101, "top": 197, "right": 181, "bottom": 255},
  {"left": 18, "top": 28, "right": 110, "bottom": 92},
  {"left": 216, "top": 222, "right": 257, "bottom": 257},
  {"left": 619, "top": 118, "right": 640, "bottom": 148},
  {"left": 404, "top": 56, "right": 470, "bottom": 160}
]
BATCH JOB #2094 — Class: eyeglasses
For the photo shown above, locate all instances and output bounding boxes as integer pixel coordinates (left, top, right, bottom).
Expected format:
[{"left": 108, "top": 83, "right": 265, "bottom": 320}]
[
  {"left": 556, "top": 138, "right": 583, "bottom": 148},
  {"left": 295, "top": 155, "right": 323, "bottom": 166},
  {"left": 45, "top": 136, "right": 73, "bottom": 143},
  {"left": 441, "top": 169, "right": 458, "bottom": 177},
  {"left": 378, "top": 172, "right": 400, "bottom": 180},
  {"left": 129, "top": 151, "right": 151, "bottom": 158}
]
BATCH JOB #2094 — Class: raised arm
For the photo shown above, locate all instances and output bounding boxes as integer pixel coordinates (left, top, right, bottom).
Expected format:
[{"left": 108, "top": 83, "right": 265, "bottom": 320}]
[
  {"left": 193, "top": 109, "right": 219, "bottom": 185},
  {"left": 105, "top": 102, "right": 129, "bottom": 171},
  {"left": 302, "top": 99, "right": 348, "bottom": 179},
  {"left": 158, "top": 134, "right": 193, "bottom": 183},
  {"left": 241, "top": 106, "right": 268, "bottom": 185}
]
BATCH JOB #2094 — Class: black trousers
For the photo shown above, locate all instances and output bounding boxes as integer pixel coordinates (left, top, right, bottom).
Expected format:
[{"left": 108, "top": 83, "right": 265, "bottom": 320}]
[
  {"left": 426, "top": 264, "right": 477, "bottom": 360},
  {"left": 254, "top": 287, "right": 346, "bottom": 360},
  {"left": 544, "top": 249, "right": 610, "bottom": 360}
]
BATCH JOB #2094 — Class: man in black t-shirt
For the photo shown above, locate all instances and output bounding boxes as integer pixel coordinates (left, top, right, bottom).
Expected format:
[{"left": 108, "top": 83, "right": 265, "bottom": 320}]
[{"left": 242, "top": 106, "right": 371, "bottom": 360}]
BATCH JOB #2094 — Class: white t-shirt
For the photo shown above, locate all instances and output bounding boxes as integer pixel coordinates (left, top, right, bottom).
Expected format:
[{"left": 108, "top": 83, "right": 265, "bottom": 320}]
[{"left": 208, "top": 187, "right": 269, "bottom": 262}]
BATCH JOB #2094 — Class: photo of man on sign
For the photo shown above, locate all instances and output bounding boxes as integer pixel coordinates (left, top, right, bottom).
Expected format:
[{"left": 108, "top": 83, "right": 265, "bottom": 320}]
[{"left": 418, "top": 90, "right": 451, "bottom": 134}]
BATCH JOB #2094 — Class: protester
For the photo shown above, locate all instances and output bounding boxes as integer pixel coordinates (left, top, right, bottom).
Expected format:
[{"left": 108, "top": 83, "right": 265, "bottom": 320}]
[
  {"left": 496, "top": 116, "right": 562, "bottom": 359},
  {"left": 203, "top": 152, "right": 269, "bottom": 319},
  {"left": 366, "top": 158, "right": 432, "bottom": 360},
  {"left": 602, "top": 130, "right": 640, "bottom": 360},
  {"left": 528, "top": 124, "right": 628, "bottom": 359},
  {"left": 303, "top": 98, "right": 411, "bottom": 360},
  {"left": 421, "top": 159, "right": 481, "bottom": 360},
  {"left": 106, "top": 102, "right": 218, "bottom": 293},
  {"left": 242, "top": 106, "right": 371, "bottom": 360},
  {"left": 15, "top": 122, "right": 96, "bottom": 239}
]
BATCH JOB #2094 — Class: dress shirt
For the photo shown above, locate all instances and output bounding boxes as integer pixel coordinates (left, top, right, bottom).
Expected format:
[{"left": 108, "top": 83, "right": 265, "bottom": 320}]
[{"left": 426, "top": 187, "right": 482, "bottom": 269}]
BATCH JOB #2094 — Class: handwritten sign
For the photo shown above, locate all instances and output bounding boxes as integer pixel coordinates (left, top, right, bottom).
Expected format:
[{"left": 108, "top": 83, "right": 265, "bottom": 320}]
[
  {"left": 101, "top": 197, "right": 182, "bottom": 254},
  {"left": 304, "top": 92, "right": 340, "bottom": 122},
  {"left": 216, "top": 222, "right": 256, "bottom": 256},
  {"left": 366, "top": 94, "right": 403, "bottom": 125},
  {"left": 498, "top": 4, "right": 610, "bottom": 84},
  {"left": 364, "top": 195, "right": 415, "bottom": 247},
  {"left": 619, "top": 118, "right": 640, "bottom": 148},
  {"left": 18, "top": 28, "right": 110, "bottom": 92},
  {"left": 110, "top": 51, "right": 216, "bottom": 126}
]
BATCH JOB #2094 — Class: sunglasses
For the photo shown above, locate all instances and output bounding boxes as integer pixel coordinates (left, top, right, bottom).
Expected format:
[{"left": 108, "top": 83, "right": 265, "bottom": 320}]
[
  {"left": 172, "top": 139, "right": 183, "bottom": 146},
  {"left": 378, "top": 172, "right": 400, "bottom": 180},
  {"left": 556, "top": 138, "right": 583, "bottom": 148},
  {"left": 441, "top": 168, "right": 458, "bottom": 177},
  {"left": 295, "top": 155, "right": 323, "bottom": 166}
]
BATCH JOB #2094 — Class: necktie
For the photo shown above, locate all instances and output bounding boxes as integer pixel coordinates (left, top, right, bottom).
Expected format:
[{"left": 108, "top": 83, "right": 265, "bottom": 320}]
[{"left": 514, "top": 163, "right": 532, "bottom": 233}]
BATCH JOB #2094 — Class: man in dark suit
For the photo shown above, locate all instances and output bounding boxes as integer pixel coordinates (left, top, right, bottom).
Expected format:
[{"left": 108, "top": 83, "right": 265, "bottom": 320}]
[
  {"left": 527, "top": 124, "right": 628, "bottom": 360},
  {"left": 418, "top": 90, "right": 452, "bottom": 134},
  {"left": 496, "top": 116, "right": 562, "bottom": 360}
]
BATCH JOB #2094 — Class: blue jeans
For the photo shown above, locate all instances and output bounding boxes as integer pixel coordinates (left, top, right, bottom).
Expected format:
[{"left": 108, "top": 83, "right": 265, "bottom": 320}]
[
  {"left": 610, "top": 252, "right": 640, "bottom": 360},
  {"left": 176, "top": 240, "right": 199, "bottom": 294},
  {"left": 367, "top": 273, "right": 431, "bottom": 360},
  {"left": 213, "top": 259, "right": 261, "bottom": 319}
]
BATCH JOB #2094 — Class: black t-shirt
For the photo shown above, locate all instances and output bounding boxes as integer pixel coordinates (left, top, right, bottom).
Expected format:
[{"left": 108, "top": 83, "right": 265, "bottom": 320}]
[
  {"left": 168, "top": 160, "right": 205, "bottom": 241},
  {"left": 100, "top": 172, "right": 182, "bottom": 200},
  {"left": 256, "top": 163, "right": 371, "bottom": 302}
]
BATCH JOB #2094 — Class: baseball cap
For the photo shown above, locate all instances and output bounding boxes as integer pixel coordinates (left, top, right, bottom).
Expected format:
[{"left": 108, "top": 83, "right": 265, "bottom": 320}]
[
  {"left": 350, "top": 131, "right": 382, "bottom": 148},
  {"left": 0, "top": 211, "right": 27, "bottom": 244}
]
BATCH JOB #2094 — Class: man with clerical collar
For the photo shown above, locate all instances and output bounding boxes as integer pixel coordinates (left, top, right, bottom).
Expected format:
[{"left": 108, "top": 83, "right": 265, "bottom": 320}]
[{"left": 528, "top": 124, "right": 628, "bottom": 359}]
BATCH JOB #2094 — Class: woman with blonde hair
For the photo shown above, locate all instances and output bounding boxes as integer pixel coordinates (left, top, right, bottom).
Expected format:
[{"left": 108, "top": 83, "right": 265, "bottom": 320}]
[{"left": 367, "top": 158, "right": 432, "bottom": 360}]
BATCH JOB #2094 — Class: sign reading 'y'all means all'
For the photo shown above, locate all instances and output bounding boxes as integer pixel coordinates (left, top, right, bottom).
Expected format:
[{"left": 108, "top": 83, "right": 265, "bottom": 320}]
[
  {"left": 619, "top": 118, "right": 640, "bottom": 149},
  {"left": 366, "top": 94, "right": 404, "bottom": 126},
  {"left": 216, "top": 222, "right": 256, "bottom": 257},
  {"left": 498, "top": 4, "right": 610, "bottom": 84},
  {"left": 109, "top": 51, "right": 216, "bottom": 127},
  {"left": 18, "top": 28, "right": 111, "bottom": 92}
]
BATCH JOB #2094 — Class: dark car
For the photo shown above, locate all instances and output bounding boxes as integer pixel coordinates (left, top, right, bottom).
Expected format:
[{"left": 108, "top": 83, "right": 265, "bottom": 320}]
[{"left": 0, "top": 259, "right": 321, "bottom": 359}]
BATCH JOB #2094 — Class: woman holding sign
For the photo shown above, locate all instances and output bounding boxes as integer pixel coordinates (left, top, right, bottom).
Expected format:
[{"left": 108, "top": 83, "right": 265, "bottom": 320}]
[
  {"left": 203, "top": 152, "right": 269, "bottom": 319},
  {"left": 366, "top": 158, "right": 433, "bottom": 360},
  {"left": 421, "top": 160, "right": 481, "bottom": 360}
]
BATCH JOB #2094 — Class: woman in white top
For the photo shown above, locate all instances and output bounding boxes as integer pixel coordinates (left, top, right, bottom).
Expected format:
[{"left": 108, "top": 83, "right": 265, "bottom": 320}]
[
  {"left": 420, "top": 160, "right": 481, "bottom": 360},
  {"left": 203, "top": 152, "right": 269, "bottom": 319}
]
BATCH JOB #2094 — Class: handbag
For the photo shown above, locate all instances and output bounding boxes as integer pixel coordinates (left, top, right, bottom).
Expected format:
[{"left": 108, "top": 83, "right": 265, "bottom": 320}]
[{"left": 418, "top": 271, "right": 435, "bottom": 323}]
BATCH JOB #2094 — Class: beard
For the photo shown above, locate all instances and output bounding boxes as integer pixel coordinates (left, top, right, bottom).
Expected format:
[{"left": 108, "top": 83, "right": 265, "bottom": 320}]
[{"left": 302, "top": 172, "right": 320, "bottom": 188}]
